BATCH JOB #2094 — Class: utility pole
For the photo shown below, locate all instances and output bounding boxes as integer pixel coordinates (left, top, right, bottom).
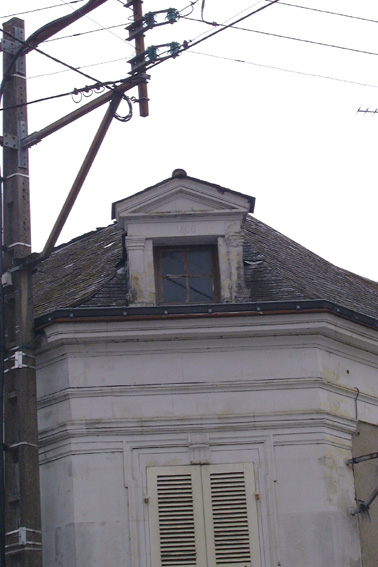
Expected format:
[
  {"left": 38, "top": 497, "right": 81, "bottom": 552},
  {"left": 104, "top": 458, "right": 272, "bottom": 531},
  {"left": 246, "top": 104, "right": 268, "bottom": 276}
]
[
  {"left": 1, "top": 17, "right": 42, "bottom": 567},
  {"left": 0, "top": 1, "right": 178, "bottom": 565},
  {"left": 126, "top": 0, "right": 149, "bottom": 117}
]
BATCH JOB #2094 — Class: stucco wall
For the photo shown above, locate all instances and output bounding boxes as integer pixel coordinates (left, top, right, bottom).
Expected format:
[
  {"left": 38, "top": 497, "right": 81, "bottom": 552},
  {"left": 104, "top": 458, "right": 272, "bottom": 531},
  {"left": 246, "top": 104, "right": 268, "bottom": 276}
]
[{"left": 36, "top": 313, "right": 378, "bottom": 567}]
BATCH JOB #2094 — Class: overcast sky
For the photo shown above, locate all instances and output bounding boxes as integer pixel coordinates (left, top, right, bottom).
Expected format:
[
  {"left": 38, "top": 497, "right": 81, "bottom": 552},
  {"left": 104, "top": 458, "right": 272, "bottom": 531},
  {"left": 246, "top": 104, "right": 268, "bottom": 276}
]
[{"left": 1, "top": 0, "right": 378, "bottom": 281}]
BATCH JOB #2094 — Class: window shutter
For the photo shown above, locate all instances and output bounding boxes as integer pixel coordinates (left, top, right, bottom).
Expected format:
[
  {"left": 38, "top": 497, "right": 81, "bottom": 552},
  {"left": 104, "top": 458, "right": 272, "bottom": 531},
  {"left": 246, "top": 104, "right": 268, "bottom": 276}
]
[
  {"left": 147, "top": 464, "right": 261, "bottom": 567},
  {"left": 202, "top": 464, "right": 261, "bottom": 567},
  {"left": 147, "top": 466, "right": 206, "bottom": 567}
]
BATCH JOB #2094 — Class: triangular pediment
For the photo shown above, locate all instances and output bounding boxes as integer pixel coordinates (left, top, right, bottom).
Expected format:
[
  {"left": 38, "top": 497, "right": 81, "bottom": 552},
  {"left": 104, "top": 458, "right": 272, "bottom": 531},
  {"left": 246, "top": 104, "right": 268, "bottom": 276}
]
[
  {"left": 113, "top": 174, "right": 255, "bottom": 221},
  {"left": 126, "top": 186, "right": 241, "bottom": 215}
]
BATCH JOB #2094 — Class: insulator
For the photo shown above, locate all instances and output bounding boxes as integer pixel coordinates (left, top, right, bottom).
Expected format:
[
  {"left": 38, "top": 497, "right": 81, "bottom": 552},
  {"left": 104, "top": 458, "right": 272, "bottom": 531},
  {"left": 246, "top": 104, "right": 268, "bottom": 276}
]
[
  {"left": 166, "top": 8, "right": 179, "bottom": 23},
  {"left": 169, "top": 42, "right": 180, "bottom": 56},
  {"left": 144, "top": 12, "right": 156, "bottom": 27},
  {"left": 146, "top": 46, "right": 158, "bottom": 61}
]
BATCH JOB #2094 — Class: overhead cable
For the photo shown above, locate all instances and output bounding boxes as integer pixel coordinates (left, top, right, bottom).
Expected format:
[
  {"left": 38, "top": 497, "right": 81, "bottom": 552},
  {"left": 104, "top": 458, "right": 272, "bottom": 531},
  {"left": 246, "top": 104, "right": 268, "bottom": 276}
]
[
  {"left": 0, "top": 80, "right": 125, "bottom": 111},
  {"left": 182, "top": 16, "right": 378, "bottom": 58},
  {"left": 44, "top": 22, "right": 130, "bottom": 43},
  {"left": 146, "top": 0, "right": 281, "bottom": 72},
  {"left": 57, "top": 0, "right": 129, "bottom": 45},
  {"left": 188, "top": 50, "right": 378, "bottom": 90},
  {"left": 1, "top": 27, "right": 116, "bottom": 95},
  {"left": 0, "top": 0, "right": 85, "bottom": 20},
  {"left": 263, "top": 1, "right": 378, "bottom": 25},
  {"left": 28, "top": 56, "right": 127, "bottom": 80}
]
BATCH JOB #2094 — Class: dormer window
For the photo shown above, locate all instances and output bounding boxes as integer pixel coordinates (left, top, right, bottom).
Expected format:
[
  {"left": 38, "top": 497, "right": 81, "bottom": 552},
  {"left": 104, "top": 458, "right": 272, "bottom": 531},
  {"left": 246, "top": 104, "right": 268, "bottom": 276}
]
[
  {"left": 112, "top": 170, "right": 255, "bottom": 306},
  {"left": 155, "top": 246, "right": 219, "bottom": 304}
]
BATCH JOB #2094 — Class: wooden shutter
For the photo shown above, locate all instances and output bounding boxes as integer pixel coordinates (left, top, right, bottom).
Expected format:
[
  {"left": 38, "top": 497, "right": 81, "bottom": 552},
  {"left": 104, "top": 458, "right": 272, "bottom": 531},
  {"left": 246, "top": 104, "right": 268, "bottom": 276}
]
[
  {"left": 147, "top": 466, "right": 207, "bottom": 567},
  {"left": 147, "top": 464, "right": 261, "bottom": 567},
  {"left": 202, "top": 464, "right": 261, "bottom": 567}
]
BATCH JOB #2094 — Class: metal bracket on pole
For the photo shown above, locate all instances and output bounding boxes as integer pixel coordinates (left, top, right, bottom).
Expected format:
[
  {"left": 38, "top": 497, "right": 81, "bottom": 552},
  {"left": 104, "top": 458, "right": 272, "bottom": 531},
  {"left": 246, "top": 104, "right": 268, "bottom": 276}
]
[
  {"left": 17, "top": 122, "right": 28, "bottom": 169},
  {"left": 5, "top": 527, "right": 42, "bottom": 555},
  {"left": 2, "top": 134, "right": 17, "bottom": 149},
  {"left": 1, "top": 27, "right": 25, "bottom": 75},
  {"left": 2, "top": 122, "right": 28, "bottom": 170}
]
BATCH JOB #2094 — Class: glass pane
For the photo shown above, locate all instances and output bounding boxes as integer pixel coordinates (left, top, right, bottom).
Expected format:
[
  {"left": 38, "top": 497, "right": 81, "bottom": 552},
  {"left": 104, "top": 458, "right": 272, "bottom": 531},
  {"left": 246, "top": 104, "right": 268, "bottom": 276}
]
[
  {"left": 160, "top": 250, "right": 185, "bottom": 276},
  {"left": 162, "top": 277, "right": 187, "bottom": 303},
  {"left": 186, "top": 249, "right": 212, "bottom": 275},
  {"left": 188, "top": 277, "right": 214, "bottom": 302}
]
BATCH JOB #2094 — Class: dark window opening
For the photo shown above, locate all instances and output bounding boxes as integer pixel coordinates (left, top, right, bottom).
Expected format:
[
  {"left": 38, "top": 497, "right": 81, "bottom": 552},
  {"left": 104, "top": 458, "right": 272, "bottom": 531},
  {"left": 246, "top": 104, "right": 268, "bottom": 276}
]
[{"left": 155, "top": 246, "right": 218, "bottom": 304}]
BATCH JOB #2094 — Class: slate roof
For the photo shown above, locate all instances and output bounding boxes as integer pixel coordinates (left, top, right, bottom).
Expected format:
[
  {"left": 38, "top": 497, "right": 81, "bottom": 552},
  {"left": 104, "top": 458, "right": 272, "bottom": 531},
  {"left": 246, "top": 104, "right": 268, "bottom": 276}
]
[
  {"left": 32, "top": 214, "right": 378, "bottom": 325},
  {"left": 33, "top": 223, "right": 126, "bottom": 319}
]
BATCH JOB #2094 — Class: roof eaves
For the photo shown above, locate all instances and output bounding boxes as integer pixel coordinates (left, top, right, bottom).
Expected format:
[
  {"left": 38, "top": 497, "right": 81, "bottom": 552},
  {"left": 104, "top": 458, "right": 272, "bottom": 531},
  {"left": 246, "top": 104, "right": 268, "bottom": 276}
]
[{"left": 34, "top": 299, "right": 378, "bottom": 332}]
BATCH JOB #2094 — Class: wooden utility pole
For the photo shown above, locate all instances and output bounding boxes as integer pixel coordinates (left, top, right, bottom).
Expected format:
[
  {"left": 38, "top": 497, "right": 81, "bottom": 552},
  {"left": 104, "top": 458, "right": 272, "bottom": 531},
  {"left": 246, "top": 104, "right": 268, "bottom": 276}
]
[
  {"left": 2, "top": 18, "right": 42, "bottom": 566},
  {"left": 127, "top": 0, "right": 149, "bottom": 117},
  {"left": 0, "top": 4, "right": 152, "bottom": 566}
]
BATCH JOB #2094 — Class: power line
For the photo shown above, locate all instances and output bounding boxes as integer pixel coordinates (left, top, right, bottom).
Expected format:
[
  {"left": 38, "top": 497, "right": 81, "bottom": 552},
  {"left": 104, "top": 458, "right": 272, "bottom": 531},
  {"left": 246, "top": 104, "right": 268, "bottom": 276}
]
[
  {"left": 184, "top": 0, "right": 282, "bottom": 52},
  {"left": 143, "top": 1, "right": 280, "bottom": 73},
  {"left": 0, "top": 0, "right": 85, "bottom": 20},
  {"left": 57, "top": 0, "right": 128, "bottom": 45},
  {"left": 28, "top": 56, "right": 127, "bottom": 79},
  {"left": 187, "top": 1, "right": 264, "bottom": 45},
  {"left": 14, "top": 3, "right": 281, "bottom": 107},
  {"left": 182, "top": 16, "right": 378, "bottom": 59},
  {"left": 263, "top": 1, "right": 378, "bottom": 26},
  {"left": 44, "top": 21, "right": 130, "bottom": 42},
  {"left": 188, "top": 49, "right": 378, "bottom": 90},
  {"left": 1, "top": 26, "right": 116, "bottom": 91},
  {"left": 0, "top": 80, "right": 129, "bottom": 111}
]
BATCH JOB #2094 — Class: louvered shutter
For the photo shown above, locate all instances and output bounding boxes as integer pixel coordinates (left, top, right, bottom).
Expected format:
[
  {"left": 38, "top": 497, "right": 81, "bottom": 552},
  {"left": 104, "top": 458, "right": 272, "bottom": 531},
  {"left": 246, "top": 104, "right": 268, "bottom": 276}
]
[
  {"left": 202, "top": 464, "right": 261, "bottom": 567},
  {"left": 147, "top": 464, "right": 261, "bottom": 567},
  {"left": 147, "top": 466, "right": 207, "bottom": 567}
]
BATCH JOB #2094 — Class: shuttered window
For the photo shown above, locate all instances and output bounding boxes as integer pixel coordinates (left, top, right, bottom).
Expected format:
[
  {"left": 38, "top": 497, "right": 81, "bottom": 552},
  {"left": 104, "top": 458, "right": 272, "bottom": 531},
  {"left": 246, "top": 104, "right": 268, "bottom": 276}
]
[{"left": 147, "top": 464, "right": 261, "bottom": 567}]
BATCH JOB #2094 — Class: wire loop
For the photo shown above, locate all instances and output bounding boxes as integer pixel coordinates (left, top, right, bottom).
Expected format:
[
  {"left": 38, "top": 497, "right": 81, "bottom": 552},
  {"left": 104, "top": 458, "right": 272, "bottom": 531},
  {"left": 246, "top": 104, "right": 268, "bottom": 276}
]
[{"left": 109, "top": 91, "right": 133, "bottom": 123}]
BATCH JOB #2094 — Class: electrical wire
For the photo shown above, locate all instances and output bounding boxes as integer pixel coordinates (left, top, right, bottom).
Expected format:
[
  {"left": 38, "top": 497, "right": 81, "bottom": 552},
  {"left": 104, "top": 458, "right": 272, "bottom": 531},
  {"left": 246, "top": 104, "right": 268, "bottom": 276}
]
[
  {"left": 0, "top": 0, "right": 85, "bottom": 20},
  {"left": 201, "top": 0, "right": 206, "bottom": 21},
  {"left": 0, "top": 0, "right": 110, "bottom": 106},
  {"left": 109, "top": 92, "right": 133, "bottom": 122},
  {"left": 146, "top": 0, "right": 281, "bottom": 72},
  {"left": 263, "top": 1, "right": 378, "bottom": 25},
  {"left": 58, "top": 0, "right": 127, "bottom": 44},
  {"left": 0, "top": 80, "right": 127, "bottom": 111},
  {"left": 28, "top": 56, "right": 127, "bottom": 79},
  {"left": 44, "top": 22, "right": 131, "bottom": 43},
  {"left": 0, "top": 87, "right": 95, "bottom": 110},
  {"left": 188, "top": 49, "right": 378, "bottom": 90},
  {"left": 182, "top": 16, "right": 378, "bottom": 59},
  {"left": 186, "top": 0, "right": 280, "bottom": 50},
  {"left": 1, "top": 27, "right": 118, "bottom": 96},
  {"left": 1, "top": 0, "right": 278, "bottom": 112},
  {"left": 187, "top": 1, "right": 263, "bottom": 45},
  {"left": 179, "top": 1, "right": 200, "bottom": 18}
]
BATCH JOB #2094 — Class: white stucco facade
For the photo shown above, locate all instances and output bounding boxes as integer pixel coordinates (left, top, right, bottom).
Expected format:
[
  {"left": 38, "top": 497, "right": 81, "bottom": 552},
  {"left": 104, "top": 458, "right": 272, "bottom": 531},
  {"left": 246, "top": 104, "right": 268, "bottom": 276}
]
[
  {"left": 34, "top": 174, "right": 378, "bottom": 566},
  {"left": 36, "top": 312, "right": 378, "bottom": 567}
]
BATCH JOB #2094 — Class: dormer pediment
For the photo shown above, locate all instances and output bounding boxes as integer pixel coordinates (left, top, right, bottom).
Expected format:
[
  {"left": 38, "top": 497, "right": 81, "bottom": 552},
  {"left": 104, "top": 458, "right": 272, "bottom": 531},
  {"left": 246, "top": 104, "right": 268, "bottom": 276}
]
[
  {"left": 113, "top": 174, "right": 254, "bottom": 230},
  {"left": 126, "top": 187, "right": 239, "bottom": 215}
]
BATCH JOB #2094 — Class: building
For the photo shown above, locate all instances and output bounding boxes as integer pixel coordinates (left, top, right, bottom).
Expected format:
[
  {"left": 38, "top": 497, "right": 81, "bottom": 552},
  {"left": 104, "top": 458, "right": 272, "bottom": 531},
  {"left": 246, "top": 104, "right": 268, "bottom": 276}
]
[{"left": 33, "top": 170, "right": 378, "bottom": 567}]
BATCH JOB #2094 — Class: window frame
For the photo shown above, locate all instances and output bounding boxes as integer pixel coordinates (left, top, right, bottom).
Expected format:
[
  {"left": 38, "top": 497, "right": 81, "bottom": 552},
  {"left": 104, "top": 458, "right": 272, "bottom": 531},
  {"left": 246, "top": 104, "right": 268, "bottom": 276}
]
[{"left": 154, "top": 245, "right": 220, "bottom": 305}]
